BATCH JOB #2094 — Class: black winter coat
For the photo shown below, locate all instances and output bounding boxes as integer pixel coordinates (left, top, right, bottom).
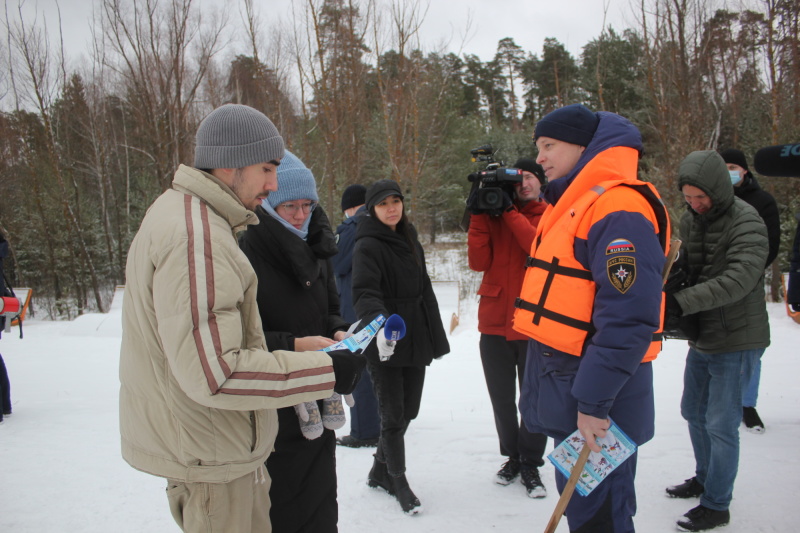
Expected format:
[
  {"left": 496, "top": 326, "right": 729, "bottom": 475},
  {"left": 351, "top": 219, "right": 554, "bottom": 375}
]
[
  {"left": 239, "top": 206, "right": 347, "bottom": 533},
  {"left": 239, "top": 206, "right": 348, "bottom": 349},
  {"left": 352, "top": 215, "right": 449, "bottom": 367},
  {"left": 734, "top": 173, "right": 780, "bottom": 267}
]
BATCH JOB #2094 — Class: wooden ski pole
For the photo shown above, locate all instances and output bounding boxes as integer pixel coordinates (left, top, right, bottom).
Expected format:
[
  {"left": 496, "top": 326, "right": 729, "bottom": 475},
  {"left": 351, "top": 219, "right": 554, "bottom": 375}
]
[
  {"left": 543, "top": 239, "right": 680, "bottom": 533},
  {"left": 543, "top": 442, "right": 592, "bottom": 533}
]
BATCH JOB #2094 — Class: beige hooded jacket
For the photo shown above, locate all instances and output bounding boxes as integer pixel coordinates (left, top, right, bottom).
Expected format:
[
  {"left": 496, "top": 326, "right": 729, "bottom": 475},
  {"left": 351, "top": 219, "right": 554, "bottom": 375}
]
[{"left": 120, "top": 165, "right": 336, "bottom": 483}]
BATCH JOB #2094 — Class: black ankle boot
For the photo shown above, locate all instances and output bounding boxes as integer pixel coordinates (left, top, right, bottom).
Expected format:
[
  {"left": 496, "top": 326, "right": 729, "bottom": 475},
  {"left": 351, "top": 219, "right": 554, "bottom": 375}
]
[
  {"left": 389, "top": 473, "right": 422, "bottom": 515},
  {"left": 367, "top": 456, "right": 394, "bottom": 494}
]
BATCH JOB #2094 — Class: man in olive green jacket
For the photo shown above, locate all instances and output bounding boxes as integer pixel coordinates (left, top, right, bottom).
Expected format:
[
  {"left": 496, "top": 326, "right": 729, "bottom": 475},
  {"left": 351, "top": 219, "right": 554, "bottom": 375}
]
[
  {"left": 665, "top": 150, "right": 769, "bottom": 532},
  {"left": 120, "top": 104, "right": 364, "bottom": 533}
]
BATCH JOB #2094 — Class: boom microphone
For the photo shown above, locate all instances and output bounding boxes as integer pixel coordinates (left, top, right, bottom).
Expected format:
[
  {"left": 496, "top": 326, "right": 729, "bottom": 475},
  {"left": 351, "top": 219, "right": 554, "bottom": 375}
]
[{"left": 753, "top": 143, "right": 800, "bottom": 177}]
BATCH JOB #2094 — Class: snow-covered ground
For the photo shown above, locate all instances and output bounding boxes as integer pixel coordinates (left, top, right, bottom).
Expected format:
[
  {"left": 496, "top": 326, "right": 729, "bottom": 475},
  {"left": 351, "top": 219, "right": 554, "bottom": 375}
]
[{"left": 1, "top": 289, "right": 799, "bottom": 531}]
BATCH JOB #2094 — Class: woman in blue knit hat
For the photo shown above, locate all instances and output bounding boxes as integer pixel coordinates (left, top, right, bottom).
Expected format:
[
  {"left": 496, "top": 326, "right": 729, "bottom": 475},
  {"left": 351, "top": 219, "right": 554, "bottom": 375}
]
[{"left": 240, "top": 151, "right": 350, "bottom": 533}]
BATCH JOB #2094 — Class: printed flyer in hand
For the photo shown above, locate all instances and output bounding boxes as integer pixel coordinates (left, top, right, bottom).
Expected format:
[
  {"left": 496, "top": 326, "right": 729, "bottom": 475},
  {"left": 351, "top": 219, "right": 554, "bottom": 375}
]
[
  {"left": 547, "top": 419, "right": 637, "bottom": 497},
  {"left": 321, "top": 315, "right": 386, "bottom": 353}
]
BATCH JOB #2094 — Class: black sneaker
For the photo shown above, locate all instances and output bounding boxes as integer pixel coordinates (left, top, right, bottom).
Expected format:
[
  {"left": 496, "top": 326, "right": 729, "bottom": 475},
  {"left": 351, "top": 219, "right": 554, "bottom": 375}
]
[
  {"left": 677, "top": 505, "right": 730, "bottom": 531},
  {"left": 520, "top": 465, "right": 547, "bottom": 498},
  {"left": 495, "top": 458, "right": 521, "bottom": 485},
  {"left": 666, "top": 477, "right": 704, "bottom": 498},
  {"left": 742, "top": 406, "right": 765, "bottom": 434},
  {"left": 336, "top": 434, "right": 379, "bottom": 448}
]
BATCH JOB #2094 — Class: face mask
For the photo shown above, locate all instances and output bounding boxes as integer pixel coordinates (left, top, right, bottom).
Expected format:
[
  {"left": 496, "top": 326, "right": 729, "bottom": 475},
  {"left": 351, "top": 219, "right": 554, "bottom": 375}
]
[{"left": 729, "top": 170, "right": 742, "bottom": 185}]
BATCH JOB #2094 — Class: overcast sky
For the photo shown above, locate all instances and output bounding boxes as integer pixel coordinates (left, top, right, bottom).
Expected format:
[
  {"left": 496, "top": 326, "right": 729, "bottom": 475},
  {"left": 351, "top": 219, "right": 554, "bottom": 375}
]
[{"left": 9, "top": 0, "right": 637, "bottom": 67}]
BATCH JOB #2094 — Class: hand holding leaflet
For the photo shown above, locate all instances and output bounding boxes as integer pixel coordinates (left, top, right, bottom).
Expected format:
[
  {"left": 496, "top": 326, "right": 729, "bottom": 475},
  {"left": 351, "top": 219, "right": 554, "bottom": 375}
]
[{"left": 547, "top": 419, "right": 637, "bottom": 497}]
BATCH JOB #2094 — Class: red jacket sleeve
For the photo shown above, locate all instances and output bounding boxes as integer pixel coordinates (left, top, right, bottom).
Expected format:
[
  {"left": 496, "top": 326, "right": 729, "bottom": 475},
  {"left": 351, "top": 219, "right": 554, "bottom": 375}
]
[
  {"left": 467, "top": 213, "right": 492, "bottom": 272},
  {"left": 502, "top": 207, "right": 537, "bottom": 254}
]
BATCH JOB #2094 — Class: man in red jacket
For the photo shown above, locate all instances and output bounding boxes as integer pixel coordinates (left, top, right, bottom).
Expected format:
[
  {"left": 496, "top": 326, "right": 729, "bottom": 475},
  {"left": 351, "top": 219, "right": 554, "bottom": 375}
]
[{"left": 467, "top": 158, "right": 549, "bottom": 498}]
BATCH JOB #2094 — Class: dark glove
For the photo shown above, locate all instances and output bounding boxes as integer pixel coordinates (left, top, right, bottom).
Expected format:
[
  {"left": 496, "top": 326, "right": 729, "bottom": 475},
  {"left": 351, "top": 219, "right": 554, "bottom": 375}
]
[
  {"left": 328, "top": 349, "right": 366, "bottom": 394},
  {"left": 666, "top": 292, "right": 682, "bottom": 317},
  {"left": 501, "top": 191, "right": 514, "bottom": 213},
  {"left": 664, "top": 264, "right": 688, "bottom": 294},
  {"left": 466, "top": 186, "right": 482, "bottom": 215},
  {"left": 663, "top": 291, "right": 682, "bottom": 334}
]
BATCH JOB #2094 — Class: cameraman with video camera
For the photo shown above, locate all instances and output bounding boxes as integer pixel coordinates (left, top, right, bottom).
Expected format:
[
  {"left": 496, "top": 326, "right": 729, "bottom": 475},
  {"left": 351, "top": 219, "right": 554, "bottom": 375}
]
[{"left": 467, "top": 156, "right": 549, "bottom": 498}]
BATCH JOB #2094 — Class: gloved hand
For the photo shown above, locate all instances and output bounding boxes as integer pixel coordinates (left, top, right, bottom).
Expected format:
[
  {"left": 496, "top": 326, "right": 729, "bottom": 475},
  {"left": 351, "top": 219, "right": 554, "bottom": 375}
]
[
  {"left": 664, "top": 265, "right": 688, "bottom": 295},
  {"left": 328, "top": 349, "right": 365, "bottom": 394},
  {"left": 501, "top": 191, "right": 514, "bottom": 213},
  {"left": 376, "top": 328, "right": 396, "bottom": 362},
  {"left": 294, "top": 401, "right": 323, "bottom": 440},
  {"left": 322, "top": 393, "right": 347, "bottom": 430},
  {"left": 466, "top": 186, "right": 482, "bottom": 215},
  {"left": 666, "top": 291, "right": 682, "bottom": 317}
]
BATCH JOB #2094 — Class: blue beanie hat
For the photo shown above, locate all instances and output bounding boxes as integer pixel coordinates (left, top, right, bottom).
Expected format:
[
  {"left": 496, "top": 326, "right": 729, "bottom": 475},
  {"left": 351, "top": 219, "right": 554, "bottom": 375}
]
[
  {"left": 194, "top": 104, "right": 285, "bottom": 169},
  {"left": 266, "top": 151, "right": 319, "bottom": 208},
  {"left": 534, "top": 104, "right": 599, "bottom": 147}
]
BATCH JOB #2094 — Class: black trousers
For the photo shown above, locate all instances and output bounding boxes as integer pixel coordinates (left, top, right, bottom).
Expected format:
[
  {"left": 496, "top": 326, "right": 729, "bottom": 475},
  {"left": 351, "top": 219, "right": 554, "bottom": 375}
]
[
  {"left": 479, "top": 334, "right": 547, "bottom": 467},
  {"left": 267, "top": 404, "right": 338, "bottom": 533},
  {"left": 0, "top": 353, "right": 10, "bottom": 419},
  {"left": 367, "top": 360, "right": 426, "bottom": 477}
]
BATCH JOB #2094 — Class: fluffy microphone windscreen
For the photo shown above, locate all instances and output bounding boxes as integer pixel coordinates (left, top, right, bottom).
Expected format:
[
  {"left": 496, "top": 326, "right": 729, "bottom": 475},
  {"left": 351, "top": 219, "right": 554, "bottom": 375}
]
[{"left": 754, "top": 143, "right": 800, "bottom": 177}]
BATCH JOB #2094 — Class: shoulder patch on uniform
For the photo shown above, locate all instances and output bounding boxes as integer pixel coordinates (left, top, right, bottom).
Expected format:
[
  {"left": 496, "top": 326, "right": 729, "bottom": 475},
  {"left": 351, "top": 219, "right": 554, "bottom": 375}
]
[
  {"left": 606, "top": 238, "right": 635, "bottom": 255},
  {"left": 335, "top": 233, "right": 340, "bottom": 244},
  {"left": 607, "top": 256, "right": 636, "bottom": 294}
]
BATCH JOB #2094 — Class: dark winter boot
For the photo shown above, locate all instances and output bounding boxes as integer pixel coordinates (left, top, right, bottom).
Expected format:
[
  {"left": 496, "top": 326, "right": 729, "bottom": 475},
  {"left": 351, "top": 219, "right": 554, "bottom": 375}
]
[
  {"left": 676, "top": 504, "right": 730, "bottom": 531},
  {"left": 389, "top": 473, "right": 422, "bottom": 515},
  {"left": 666, "top": 477, "right": 704, "bottom": 498},
  {"left": 742, "top": 406, "right": 765, "bottom": 433},
  {"left": 367, "top": 455, "right": 394, "bottom": 494}
]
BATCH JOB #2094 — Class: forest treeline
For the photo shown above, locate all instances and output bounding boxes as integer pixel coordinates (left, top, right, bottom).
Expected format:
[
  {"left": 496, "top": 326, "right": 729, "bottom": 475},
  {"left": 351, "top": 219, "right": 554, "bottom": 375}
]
[{"left": 1, "top": 0, "right": 798, "bottom": 317}]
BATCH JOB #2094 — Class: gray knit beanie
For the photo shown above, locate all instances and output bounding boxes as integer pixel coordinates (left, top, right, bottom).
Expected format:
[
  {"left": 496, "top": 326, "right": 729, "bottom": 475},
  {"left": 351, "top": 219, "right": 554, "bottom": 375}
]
[
  {"left": 194, "top": 104, "right": 285, "bottom": 169},
  {"left": 266, "top": 151, "right": 319, "bottom": 208}
]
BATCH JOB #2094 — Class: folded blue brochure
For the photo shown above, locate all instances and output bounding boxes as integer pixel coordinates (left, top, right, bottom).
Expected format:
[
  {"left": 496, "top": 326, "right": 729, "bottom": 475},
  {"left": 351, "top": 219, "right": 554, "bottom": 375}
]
[{"left": 547, "top": 419, "right": 637, "bottom": 497}]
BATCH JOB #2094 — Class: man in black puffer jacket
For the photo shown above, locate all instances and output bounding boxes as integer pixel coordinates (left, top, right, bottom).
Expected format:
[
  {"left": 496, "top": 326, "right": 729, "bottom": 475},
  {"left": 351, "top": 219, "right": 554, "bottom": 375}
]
[
  {"left": 719, "top": 148, "right": 779, "bottom": 433},
  {"left": 666, "top": 150, "right": 769, "bottom": 532}
]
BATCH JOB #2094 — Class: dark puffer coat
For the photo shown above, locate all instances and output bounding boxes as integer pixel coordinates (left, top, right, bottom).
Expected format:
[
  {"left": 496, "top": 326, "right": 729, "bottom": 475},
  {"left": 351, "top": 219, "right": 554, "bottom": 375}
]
[
  {"left": 734, "top": 173, "right": 780, "bottom": 267},
  {"left": 675, "top": 151, "right": 770, "bottom": 355},
  {"left": 239, "top": 205, "right": 348, "bottom": 533},
  {"left": 352, "top": 215, "right": 449, "bottom": 367}
]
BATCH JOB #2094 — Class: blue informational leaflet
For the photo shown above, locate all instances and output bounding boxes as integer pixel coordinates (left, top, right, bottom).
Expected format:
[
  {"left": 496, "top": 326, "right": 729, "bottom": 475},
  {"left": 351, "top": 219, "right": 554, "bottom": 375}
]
[
  {"left": 547, "top": 419, "right": 637, "bottom": 497},
  {"left": 321, "top": 315, "right": 386, "bottom": 353}
]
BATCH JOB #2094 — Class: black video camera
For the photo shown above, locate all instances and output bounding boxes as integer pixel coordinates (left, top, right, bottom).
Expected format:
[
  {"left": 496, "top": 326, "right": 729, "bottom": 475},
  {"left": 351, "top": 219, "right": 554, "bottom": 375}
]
[{"left": 466, "top": 144, "right": 523, "bottom": 214}]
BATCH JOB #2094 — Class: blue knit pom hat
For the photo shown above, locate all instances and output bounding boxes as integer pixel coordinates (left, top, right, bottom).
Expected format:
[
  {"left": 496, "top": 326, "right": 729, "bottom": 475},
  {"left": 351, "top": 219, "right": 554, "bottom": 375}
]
[
  {"left": 266, "top": 150, "right": 319, "bottom": 208},
  {"left": 534, "top": 104, "right": 599, "bottom": 147},
  {"left": 194, "top": 104, "right": 284, "bottom": 169}
]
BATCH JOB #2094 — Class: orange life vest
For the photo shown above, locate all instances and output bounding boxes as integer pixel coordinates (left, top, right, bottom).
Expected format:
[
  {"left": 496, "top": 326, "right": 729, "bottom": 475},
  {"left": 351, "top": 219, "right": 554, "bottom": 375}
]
[{"left": 512, "top": 146, "right": 670, "bottom": 361}]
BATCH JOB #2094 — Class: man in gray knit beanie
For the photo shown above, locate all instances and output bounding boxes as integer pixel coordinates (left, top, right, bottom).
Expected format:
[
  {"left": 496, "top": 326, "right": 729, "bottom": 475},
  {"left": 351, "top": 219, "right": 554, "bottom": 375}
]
[
  {"left": 120, "top": 104, "right": 366, "bottom": 532},
  {"left": 194, "top": 103, "right": 286, "bottom": 210}
]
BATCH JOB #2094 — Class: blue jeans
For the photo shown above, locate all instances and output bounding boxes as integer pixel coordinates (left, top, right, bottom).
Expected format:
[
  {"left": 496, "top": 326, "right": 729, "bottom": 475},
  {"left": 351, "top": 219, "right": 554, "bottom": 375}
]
[
  {"left": 349, "top": 367, "right": 381, "bottom": 440},
  {"left": 742, "top": 355, "right": 762, "bottom": 408},
  {"left": 681, "top": 347, "right": 761, "bottom": 511}
]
